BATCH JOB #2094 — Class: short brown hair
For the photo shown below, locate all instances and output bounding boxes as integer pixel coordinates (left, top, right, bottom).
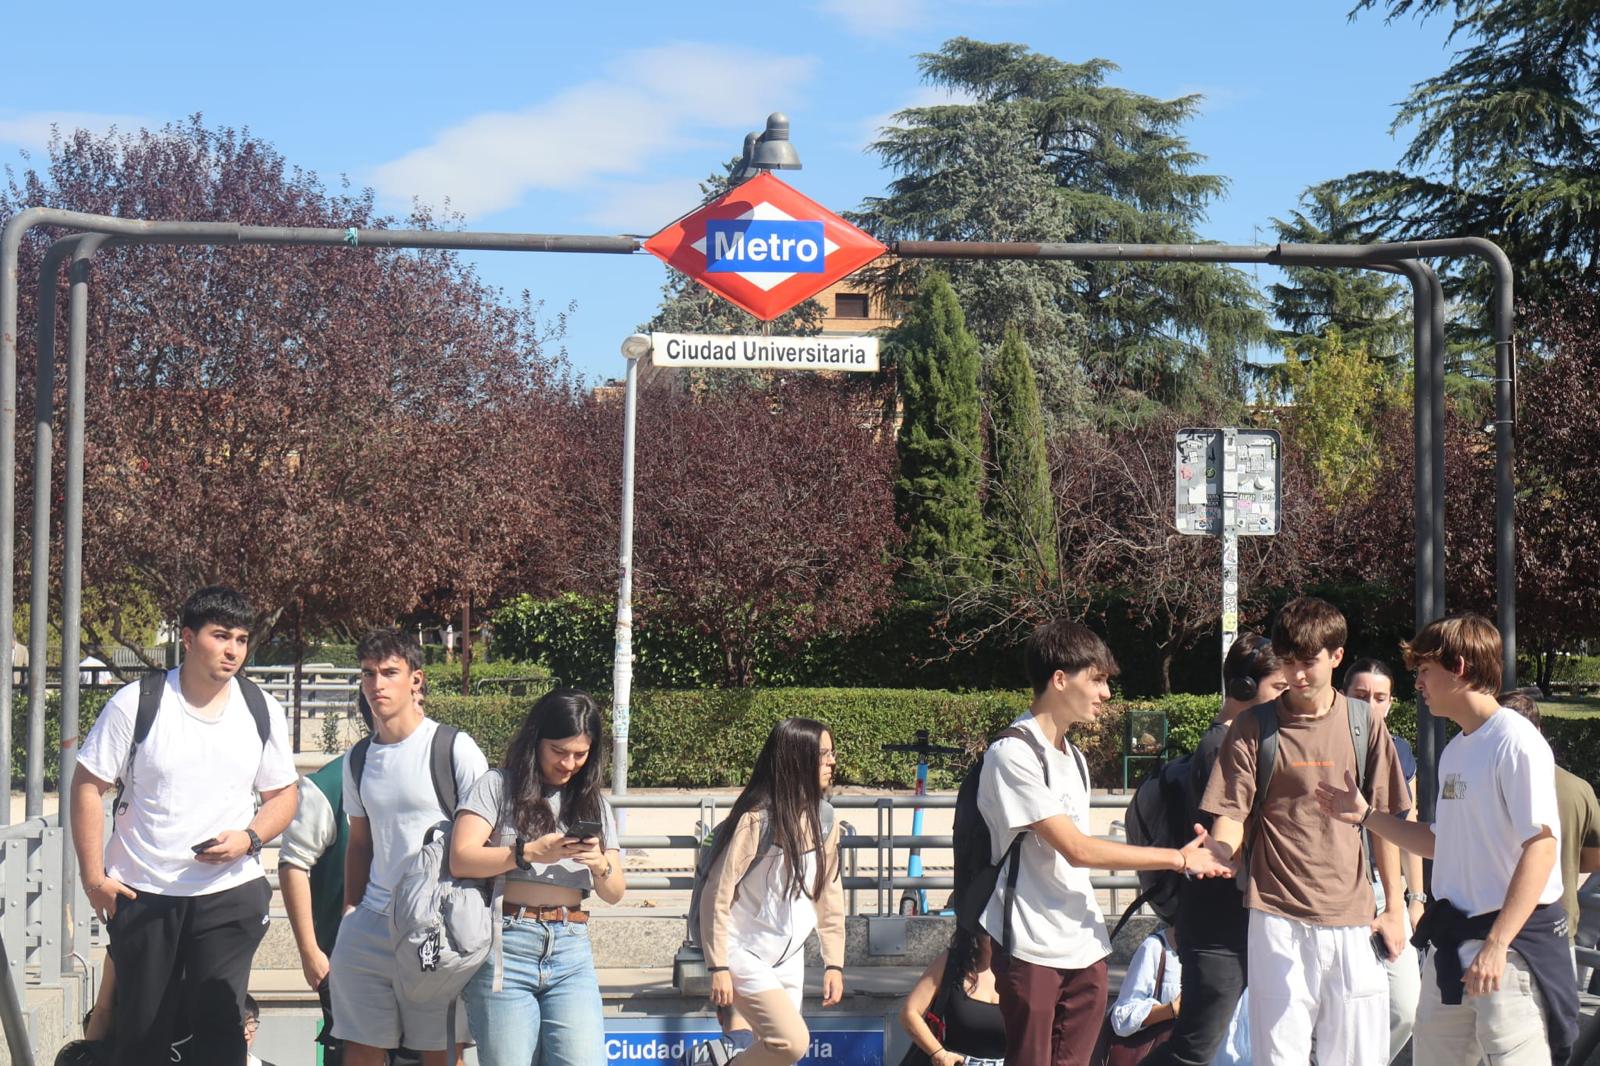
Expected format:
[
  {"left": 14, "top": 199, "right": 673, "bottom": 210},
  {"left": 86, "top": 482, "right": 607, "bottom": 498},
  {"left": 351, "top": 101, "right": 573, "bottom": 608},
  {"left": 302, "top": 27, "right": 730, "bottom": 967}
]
[
  {"left": 1500, "top": 689, "right": 1540, "bottom": 729},
  {"left": 1271, "top": 597, "right": 1347, "bottom": 661},
  {"left": 1401, "top": 614, "right": 1502, "bottom": 695},
  {"left": 1024, "top": 619, "right": 1119, "bottom": 696}
]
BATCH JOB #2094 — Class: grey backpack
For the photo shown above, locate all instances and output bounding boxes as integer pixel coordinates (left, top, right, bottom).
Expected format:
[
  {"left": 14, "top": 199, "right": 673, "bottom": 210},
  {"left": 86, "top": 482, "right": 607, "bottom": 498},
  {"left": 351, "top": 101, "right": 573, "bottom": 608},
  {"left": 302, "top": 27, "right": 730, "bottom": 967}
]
[{"left": 376, "top": 725, "right": 503, "bottom": 1042}]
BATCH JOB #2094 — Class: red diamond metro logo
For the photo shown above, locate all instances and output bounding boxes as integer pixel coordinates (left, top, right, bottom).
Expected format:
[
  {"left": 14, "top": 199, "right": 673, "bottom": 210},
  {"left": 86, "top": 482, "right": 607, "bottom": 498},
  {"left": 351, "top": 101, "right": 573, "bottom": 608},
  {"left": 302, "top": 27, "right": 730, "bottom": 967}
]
[{"left": 644, "top": 173, "right": 887, "bottom": 322}]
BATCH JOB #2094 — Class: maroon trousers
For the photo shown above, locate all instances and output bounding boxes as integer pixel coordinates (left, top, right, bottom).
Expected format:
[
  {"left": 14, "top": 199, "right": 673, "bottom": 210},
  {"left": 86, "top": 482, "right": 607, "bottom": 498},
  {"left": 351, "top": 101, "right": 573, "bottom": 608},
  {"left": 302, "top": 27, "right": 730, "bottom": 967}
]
[{"left": 990, "top": 937, "right": 1110, "bottom": 1066}]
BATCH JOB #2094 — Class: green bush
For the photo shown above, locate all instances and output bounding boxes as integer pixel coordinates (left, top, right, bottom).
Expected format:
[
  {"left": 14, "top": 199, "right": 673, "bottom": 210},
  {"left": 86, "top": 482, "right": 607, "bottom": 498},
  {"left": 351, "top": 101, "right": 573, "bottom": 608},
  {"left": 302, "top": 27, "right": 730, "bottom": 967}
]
[
  {"left": 425, "top": 658, "right": 551, "bottom": 696},
  {"left": 9, "top": 689, "right": 112, "bottom": 790},
  {"left": 430, "top": 688, "right": 1225, "bottom": 788}
]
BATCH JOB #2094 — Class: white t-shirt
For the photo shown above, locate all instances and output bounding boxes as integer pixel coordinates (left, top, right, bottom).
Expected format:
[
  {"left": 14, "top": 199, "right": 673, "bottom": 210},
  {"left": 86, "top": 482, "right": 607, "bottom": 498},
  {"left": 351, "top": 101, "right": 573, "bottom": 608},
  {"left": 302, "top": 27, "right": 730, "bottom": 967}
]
[
  {"left": 77, "top": 670, "right": 298, "bottom": 897},
  {"left": 343, "top": 717, "right": 487, "bottom": 913},
  {"left": 978, "top": 714, "right": 1110, "bottom": 969},
  {"left": 1432, "top": 707, "right": 1564, "bottom": 918}
]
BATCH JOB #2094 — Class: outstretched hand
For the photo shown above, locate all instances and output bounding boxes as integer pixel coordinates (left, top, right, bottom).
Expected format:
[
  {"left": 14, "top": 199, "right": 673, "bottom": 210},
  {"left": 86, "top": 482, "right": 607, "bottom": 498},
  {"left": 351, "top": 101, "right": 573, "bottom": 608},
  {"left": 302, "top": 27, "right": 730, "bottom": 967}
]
[
  {"left": 1315, "top": 770, "right": 1370, "bottom": 826},
  {"left": 1179, "top": 825, "right": 1234, "bottom": 879}
]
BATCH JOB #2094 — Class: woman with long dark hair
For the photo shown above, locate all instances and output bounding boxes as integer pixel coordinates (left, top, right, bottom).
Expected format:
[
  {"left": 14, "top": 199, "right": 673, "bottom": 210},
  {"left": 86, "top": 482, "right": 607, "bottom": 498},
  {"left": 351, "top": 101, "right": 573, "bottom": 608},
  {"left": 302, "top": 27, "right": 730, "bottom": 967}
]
[
  {"left": 700, "top": 717, "right": 845, "bottom": 1066},
  {"left": 899, "top": 926, "right": 1005, "bottom": 1065},
  {"left": 449, "top": 687, "right": 625, "bottom": 1066}
]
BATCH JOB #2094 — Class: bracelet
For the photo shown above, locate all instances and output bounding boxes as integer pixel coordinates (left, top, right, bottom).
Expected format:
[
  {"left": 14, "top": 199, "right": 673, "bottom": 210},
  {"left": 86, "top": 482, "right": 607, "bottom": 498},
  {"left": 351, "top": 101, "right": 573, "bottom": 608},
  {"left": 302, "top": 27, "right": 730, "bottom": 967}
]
[
  {"left": 825, "top": 964, "right": 845, "bottom": 973},
  {"left": 512, "top": 837, "right": 533, "bottom": 871},
  {"left": 1178, "top": 849, "right": 1193, "bottom": 879}
]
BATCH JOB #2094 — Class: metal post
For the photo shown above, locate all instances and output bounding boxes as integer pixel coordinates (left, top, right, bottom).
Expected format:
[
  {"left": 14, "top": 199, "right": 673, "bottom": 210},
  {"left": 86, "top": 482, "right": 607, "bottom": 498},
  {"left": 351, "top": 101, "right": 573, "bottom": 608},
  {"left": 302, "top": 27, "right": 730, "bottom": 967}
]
[
  {"left": 0, "top": 930, "right": 34, "bottom": 1066},
  {"left": 611, "top": 343, "right": 644, "bottom": 798},
  {"left": 22, "top": 240, "right": 80, "bottom": 818},
  {"left": 58, "top": 237, "right": 107, "bottom": 950},
  {"left": 1219, "top": 428, "right": 1240, "bottom": 677},
  {"left": 1489, "top": 258, "right": 1517, "bottom": 687}
]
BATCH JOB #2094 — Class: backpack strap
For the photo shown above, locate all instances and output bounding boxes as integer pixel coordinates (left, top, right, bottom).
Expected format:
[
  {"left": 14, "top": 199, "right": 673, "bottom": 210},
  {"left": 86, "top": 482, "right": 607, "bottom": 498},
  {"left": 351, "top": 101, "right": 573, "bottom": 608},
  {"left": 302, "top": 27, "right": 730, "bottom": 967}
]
[
  {"left": 114, "top": 671, "right": 168, "bottom": 813},
  {"left": 1251, "top": 702, "right": 1280, "bottom": 820},
  {"left": 1346, "top": 696, "right": 1372, "bottom": 796},
  {"left": 349, "top": 735, "right": 373, "bottom": 807},
  {"left": 235, "top": 675, "right": 272, "bottom": 745},
  {"left": 430, "top": 724, "right": 461, "bottom": 818},
  {"left": 989, "top": 725, "right": 1057, "bottom": 955}
]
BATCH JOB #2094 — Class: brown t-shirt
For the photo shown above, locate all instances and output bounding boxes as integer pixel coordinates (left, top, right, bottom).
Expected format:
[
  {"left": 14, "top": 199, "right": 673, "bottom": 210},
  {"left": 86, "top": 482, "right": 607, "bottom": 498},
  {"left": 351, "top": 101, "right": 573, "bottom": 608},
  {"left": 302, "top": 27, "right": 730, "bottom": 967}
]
[{"left": 1200, "top": 693, "right": 1411, "bottom": 926}]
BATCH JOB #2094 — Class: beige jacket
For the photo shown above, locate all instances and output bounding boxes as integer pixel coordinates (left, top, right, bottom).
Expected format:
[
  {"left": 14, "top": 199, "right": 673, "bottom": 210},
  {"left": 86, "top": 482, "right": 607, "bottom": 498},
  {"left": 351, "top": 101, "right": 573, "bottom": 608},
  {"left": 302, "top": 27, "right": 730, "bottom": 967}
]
[{"left": 699, "top": 808, "right": 845, "bottom": 971}]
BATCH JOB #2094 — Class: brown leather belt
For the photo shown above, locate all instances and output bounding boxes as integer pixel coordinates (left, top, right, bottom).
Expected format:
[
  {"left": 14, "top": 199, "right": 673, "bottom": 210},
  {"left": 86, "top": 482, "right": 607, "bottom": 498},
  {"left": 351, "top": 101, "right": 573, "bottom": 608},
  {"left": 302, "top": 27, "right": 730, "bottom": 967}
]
[{"left": 501, "top": 903, "right": 590, "bottom": 923}]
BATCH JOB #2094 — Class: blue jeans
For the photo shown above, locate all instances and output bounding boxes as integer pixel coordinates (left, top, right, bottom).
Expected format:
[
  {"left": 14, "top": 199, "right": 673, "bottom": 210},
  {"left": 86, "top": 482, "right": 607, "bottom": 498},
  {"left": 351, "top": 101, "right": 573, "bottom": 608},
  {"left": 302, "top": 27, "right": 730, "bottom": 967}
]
[{"left": 463, "top": 917, "right": 604, "bottom": 1066}]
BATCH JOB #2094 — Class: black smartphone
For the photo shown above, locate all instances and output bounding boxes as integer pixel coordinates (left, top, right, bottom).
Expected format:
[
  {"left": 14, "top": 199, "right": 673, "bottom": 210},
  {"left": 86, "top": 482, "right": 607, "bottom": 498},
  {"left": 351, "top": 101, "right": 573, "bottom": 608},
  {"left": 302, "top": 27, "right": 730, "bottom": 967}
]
[
  {"left": 566, "top": 819, "right": 604, "bottom": 842},
  {"left": 191, "top": 838, "right": 219, "bottom": 854},
  {"left": 1371, "top": 930, "right": 1391, "bottom": 963}
]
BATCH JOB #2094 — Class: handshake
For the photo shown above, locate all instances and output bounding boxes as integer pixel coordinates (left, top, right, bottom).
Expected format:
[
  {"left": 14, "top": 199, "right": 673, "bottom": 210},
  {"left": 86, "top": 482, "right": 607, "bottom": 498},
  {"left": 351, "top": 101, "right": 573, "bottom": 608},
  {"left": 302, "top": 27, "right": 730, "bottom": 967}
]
[{"left": 1176, "top": 824, "right": 1238, "bottom": 879}]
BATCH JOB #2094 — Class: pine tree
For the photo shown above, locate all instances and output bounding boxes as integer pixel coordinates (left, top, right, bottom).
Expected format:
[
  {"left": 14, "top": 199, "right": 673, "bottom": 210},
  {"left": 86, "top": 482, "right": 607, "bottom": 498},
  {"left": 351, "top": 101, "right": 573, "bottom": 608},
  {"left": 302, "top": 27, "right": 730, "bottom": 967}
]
[
  {"left": 1335, "top": 0, "right": 1600, "bottom": 330},
  {"left": 986, "top": 326, "right": 1058, "bottom": 582},
  {"left": 855, "top": 38, "right": 1266, "bottom": 422},
  {"left": 891, "top": 274, "right": 988, "bottom": 590}
]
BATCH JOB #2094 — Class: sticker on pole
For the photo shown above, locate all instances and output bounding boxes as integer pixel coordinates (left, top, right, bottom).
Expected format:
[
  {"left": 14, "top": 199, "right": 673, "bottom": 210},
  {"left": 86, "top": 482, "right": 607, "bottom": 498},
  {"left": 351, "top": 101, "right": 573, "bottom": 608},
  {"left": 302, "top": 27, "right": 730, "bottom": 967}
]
[{"left": 645, "top": 173, "right": 886, "bottom": 321}]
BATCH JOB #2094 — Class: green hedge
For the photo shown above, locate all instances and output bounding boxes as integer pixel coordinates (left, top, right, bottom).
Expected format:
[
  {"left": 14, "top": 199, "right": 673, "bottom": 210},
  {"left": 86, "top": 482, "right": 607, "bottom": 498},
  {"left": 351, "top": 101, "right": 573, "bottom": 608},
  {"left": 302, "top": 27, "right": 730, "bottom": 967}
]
[{"left": 430, "top": 688, "right": 1220, "bottom": 788}]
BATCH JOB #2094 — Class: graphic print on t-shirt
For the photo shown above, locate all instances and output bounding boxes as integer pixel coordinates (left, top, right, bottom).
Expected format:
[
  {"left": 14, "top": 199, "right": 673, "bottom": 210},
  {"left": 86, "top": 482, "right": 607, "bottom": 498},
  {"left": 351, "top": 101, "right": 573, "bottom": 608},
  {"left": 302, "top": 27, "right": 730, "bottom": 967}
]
[{"left": 1441, "top": 773, "right": 1467, "bottom": 800}]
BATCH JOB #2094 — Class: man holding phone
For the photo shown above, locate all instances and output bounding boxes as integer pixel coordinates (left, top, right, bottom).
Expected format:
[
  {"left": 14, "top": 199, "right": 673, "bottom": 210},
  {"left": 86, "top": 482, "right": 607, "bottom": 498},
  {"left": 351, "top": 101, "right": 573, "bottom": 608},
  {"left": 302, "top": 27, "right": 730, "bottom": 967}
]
[{"left": 71, "top": 586, "right": 299, "bottom": 1065}]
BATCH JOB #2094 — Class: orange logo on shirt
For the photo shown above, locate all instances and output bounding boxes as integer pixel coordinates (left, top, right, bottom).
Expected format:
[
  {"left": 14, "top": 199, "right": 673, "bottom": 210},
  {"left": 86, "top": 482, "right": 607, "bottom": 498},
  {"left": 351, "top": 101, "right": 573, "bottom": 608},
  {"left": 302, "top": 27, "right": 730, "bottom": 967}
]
[{"left": 1288, "top": 760, "right": 1334, "bottom": 768}]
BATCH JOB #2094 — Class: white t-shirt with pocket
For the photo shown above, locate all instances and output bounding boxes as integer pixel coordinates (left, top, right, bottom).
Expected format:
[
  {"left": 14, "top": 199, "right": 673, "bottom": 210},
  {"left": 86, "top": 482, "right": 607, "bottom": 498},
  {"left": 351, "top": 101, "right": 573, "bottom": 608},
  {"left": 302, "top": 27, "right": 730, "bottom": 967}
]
[
  {"left": 77, "top": 670, "right": 298, "bottom": 897},
  {"left": 343, "top": 717, "right": 488, "bottom": 914},
  {"left": 1432, "top": 706, "right": 1563, "bottom": 919},
  {"left": 978, "top": 713, "right": 1111, "bottom": 969}
]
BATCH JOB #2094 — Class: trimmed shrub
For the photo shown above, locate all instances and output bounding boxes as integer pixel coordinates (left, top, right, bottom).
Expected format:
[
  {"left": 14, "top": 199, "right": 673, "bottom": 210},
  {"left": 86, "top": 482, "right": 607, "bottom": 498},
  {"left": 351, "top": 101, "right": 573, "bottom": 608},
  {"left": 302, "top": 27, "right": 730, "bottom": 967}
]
[{"left": 10, "top": 689, "right": 112, "bottom": 790}]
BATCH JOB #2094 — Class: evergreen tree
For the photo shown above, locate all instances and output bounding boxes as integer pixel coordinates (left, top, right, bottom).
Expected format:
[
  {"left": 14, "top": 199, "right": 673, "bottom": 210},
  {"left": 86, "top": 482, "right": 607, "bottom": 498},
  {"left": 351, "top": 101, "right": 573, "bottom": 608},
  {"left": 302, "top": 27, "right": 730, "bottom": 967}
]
[
  {"left": 891, "top": 274, "right": 987, "bottom": 590},
  {"left": 1334, "top": 0, "right": 1600, "bottom": 331},
  {"left": 986, "top": 326, "right": 1058, "bottom": 583},
  {"left": 855, "top": 38, "right": 1266, "bottom": 421},
  {"left": 1270, "top": 187, "right": 1410, "bottom": 366}
]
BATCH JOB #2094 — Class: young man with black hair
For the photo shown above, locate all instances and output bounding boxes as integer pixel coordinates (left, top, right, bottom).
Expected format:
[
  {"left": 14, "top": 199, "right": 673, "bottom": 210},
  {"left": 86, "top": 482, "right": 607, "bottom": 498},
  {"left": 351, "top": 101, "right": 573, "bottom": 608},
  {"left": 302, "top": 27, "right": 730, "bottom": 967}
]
[
  {"left": 330, "top": 629, "right": 486, "bottom": 1066},
  {"left": 1200, "top": 596, "right": 1411, "bottom": 1066},
  {"left": 1320, "top": 615, "right": 1580, "bottom": 1064},
  {"left": 1145, "top": 633, "right": 1286, "bottom": 1066},
  {"left": 979, "top": 619, "right": 1232, "bottom": 1066},
  {"left": 71, "top": 586, "right": 299, "bottom": 1066}
]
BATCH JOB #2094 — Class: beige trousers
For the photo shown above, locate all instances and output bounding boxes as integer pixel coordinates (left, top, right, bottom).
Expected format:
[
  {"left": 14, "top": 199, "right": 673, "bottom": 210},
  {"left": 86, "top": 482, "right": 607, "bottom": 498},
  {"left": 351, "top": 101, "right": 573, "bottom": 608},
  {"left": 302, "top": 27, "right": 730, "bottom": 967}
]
[{"left": 1414, "top": 944, "right": 1549, "bottom": 1065}]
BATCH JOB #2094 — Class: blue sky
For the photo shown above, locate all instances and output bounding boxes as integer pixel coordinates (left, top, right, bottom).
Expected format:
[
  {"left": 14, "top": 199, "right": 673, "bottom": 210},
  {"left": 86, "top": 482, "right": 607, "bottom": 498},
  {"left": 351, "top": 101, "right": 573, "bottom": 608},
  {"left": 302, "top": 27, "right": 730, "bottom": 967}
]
[{"left": 1, "top": 1, "right": 1452, "bottom": 384}]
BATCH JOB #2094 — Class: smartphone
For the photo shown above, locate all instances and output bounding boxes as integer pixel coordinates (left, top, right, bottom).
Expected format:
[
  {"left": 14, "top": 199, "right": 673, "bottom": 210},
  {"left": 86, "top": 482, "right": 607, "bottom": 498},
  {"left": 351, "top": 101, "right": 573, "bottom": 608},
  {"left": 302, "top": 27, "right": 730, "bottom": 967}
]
[
  {"left": 566, "top": 819, "right": 604, "bottom": 842},
  {"left": 191, "top": 838, "right": 219, "bottom": 854},
  {"left": 1371, "top": 931, "right": 1391, "bottom": 963}
]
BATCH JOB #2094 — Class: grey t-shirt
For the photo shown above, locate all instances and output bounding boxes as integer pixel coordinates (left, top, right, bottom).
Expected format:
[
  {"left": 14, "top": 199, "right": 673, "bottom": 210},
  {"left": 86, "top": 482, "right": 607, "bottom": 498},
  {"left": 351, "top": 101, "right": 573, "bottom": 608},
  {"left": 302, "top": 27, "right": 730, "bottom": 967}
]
[{"left": 458, "top": 768, "right": 618, "bottom": 891}]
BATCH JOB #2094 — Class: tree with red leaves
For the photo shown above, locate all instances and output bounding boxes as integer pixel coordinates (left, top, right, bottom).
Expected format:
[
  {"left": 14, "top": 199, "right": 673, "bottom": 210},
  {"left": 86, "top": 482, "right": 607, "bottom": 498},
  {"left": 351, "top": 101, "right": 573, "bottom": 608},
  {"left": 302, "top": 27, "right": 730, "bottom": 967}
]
[
  {"left": 2, "top": 120, "right": 573, "bottom": 696},
  {"left": 562, "top": 377, "right": 902, "bottom": 687}
]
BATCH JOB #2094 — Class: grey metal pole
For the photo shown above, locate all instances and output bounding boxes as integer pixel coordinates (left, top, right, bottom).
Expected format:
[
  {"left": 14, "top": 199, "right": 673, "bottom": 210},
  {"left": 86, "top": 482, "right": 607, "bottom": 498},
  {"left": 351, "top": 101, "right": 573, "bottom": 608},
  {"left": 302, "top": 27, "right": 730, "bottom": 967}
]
[
  {"left": 611, "top": 338, "right": 647, "bottom": 798},
  {"left": 0, "top": 931, "right": 35, "bottom": 1066},
  {"left": 57, "top": 237, "right": 108, "bottom": 952},
  {"left": 1489, "top": 257, "right": 1517, "bottom": 688},
  {"left": 22, "top": 241, "right": 76, "bottom": 817}
]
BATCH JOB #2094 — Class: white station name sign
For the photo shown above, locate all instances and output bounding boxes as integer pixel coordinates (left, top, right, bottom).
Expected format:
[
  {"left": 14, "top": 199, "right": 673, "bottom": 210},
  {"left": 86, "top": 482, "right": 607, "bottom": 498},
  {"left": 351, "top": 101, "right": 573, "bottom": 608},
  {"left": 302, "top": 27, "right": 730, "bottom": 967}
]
[{"left": 649, "top": 332, "right": 879, "bottom": 372}]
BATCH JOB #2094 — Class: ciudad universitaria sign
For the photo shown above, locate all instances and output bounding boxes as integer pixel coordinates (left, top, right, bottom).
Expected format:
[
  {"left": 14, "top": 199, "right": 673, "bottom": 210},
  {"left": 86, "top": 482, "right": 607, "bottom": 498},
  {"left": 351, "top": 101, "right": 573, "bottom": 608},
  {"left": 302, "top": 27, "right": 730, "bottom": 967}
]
[{"left": 644, "top": 172, "right": 887, "bottom": 322}]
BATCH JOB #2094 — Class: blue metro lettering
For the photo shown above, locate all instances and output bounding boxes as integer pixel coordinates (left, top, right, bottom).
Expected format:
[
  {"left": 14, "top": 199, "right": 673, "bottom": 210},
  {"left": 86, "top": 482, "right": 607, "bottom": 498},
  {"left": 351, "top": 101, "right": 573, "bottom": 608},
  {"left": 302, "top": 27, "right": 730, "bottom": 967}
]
[{"left": 706, "top": 219, "right": 825, "bottom": 273}]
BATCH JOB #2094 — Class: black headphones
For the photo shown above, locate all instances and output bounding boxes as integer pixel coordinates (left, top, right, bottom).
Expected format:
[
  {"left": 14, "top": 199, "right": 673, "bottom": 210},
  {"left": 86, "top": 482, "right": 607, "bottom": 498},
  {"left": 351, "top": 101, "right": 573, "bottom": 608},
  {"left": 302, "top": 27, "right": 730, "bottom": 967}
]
[{"left": 1225, "top": 673, "right": 1259, "bottom": 703}]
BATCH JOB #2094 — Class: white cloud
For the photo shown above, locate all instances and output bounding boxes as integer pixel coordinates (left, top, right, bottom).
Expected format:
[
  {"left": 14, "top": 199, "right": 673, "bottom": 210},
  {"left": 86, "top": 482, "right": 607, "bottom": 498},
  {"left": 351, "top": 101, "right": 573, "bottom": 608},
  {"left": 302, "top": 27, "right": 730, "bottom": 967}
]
[
  {"left": 0, "top": 111, "right": 154, "bottom": 149},
  {"left": 581, "top": 178, "right": 710, "bottom": 234},
  {"left": 815, "top": 0, "right": 926, "bottom": 37},
  {"left": 372, "top": 44, "right": 815, "bottom": 219}
]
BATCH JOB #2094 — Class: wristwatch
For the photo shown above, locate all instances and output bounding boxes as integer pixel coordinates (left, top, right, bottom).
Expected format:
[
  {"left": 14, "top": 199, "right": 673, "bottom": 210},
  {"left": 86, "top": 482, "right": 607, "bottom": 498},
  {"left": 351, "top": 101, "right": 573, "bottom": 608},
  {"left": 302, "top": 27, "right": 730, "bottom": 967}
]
[
  {"left": 244, "top": 828, "right": 263, "bottom": 858},
  {"left": 1405, "top": 890, "right": 1428, "bottom": 905}
]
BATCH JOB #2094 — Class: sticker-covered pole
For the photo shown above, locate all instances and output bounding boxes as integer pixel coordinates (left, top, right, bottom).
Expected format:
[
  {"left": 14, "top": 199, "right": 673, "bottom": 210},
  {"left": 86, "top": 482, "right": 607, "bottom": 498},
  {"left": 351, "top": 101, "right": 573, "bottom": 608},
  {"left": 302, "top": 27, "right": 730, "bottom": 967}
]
[{"left": 1220, "top": 428, "right": 1240, "bottom": 683}]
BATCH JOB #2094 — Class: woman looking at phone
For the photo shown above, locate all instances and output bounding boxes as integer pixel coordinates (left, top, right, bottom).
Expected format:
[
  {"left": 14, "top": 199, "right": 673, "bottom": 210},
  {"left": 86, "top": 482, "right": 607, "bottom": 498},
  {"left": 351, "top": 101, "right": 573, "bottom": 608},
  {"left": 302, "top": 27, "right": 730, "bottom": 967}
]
[{"left": 450, "top": 687, "right": 624, "bottom": 1066}]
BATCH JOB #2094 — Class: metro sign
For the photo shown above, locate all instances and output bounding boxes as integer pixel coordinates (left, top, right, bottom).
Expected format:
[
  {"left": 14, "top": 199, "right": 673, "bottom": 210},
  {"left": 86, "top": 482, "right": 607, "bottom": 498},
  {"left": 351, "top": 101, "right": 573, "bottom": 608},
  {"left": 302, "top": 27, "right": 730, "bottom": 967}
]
[{"left": 644, "top": 172, "right": 886, "bottom": 321}]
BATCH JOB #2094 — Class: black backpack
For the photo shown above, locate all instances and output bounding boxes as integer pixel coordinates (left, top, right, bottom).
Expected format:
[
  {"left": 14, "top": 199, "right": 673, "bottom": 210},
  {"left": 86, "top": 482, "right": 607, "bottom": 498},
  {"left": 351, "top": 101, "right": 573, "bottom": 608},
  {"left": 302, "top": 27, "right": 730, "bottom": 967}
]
[
  {"left": 952, "top": 725, "right": 1088, "bottom": 954},
  {"left": 115, "top": 671, "right": 272, "bottom": 816},
  {"left": 1110, "top": 753, "right": 1197, "bottom": 937}
]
